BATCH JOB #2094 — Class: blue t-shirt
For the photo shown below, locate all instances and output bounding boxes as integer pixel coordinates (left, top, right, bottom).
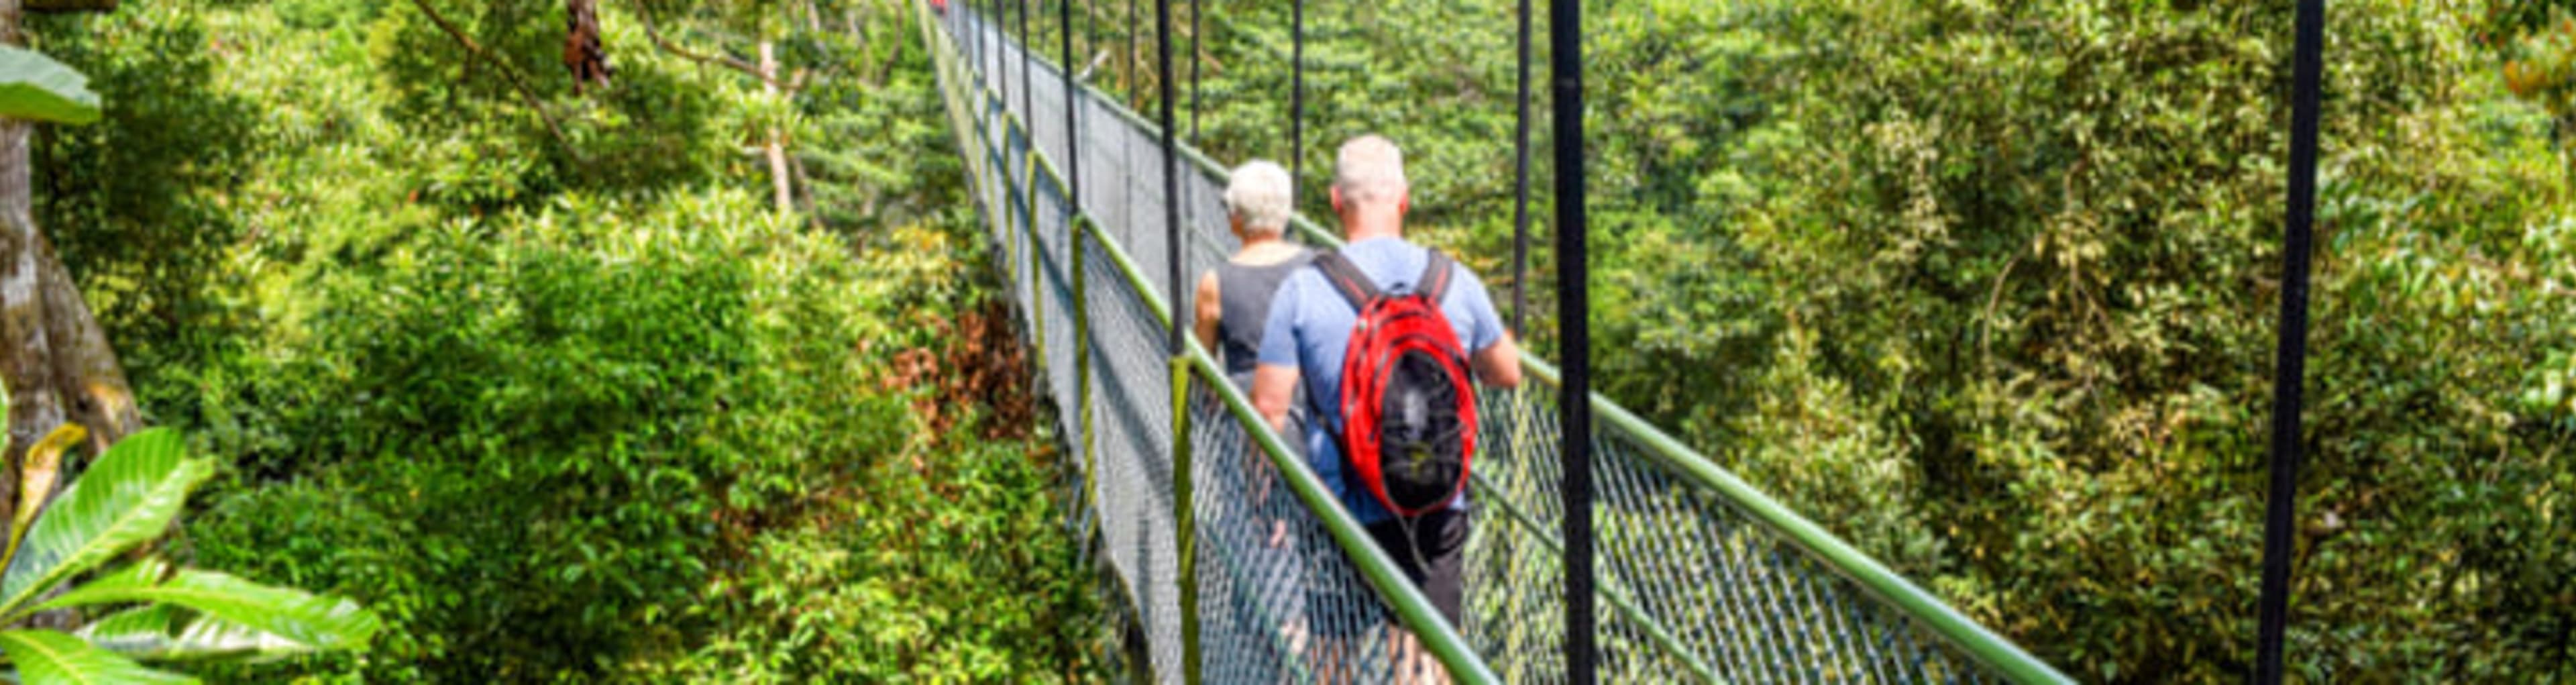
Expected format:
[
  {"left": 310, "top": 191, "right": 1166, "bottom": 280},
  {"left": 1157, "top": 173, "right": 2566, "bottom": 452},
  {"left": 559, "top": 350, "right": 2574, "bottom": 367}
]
[{"left": 1256, "top": 237, "right": 1507, "bottom": 524}]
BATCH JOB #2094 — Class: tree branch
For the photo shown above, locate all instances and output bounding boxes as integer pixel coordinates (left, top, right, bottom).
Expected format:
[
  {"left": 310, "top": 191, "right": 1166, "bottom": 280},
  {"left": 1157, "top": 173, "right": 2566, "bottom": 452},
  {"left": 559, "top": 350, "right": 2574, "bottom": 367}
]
[
  {"left": 24, "top": 0, "right": 112, "bottom": 13},
  {"left": 629, "top": 0, "right": 798, "bottom": 91},
  {"left": 402, "top": 0, "right": 586, "bottom": 162}
]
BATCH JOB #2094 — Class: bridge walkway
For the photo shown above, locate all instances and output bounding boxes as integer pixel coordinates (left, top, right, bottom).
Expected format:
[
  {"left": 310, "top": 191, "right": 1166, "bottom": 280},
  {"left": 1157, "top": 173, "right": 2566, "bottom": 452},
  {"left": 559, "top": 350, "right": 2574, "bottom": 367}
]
[{"left": 917, "top": 3, "right": 2074, "bottom": 682}]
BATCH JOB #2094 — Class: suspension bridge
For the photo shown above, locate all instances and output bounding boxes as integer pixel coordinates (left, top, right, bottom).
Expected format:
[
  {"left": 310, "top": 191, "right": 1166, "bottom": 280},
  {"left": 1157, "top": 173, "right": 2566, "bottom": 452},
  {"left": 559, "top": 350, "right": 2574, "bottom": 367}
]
[{"left": 916, "top": 1, "right": 2079, "bottom": 682}]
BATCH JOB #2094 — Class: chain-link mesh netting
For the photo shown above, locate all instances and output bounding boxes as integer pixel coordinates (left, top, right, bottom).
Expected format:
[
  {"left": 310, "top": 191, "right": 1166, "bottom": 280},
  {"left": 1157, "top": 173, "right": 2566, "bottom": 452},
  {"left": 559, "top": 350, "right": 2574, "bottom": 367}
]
[{"left": 930, "top": 5, "right": 2055, "bottom": 682}]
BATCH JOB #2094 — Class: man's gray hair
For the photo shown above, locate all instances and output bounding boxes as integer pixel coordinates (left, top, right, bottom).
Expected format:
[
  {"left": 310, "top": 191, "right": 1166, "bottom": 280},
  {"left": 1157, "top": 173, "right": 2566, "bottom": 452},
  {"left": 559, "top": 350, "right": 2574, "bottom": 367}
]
[
  {"left": 1223, "top": 160, "right": 1295, "bottom": 235},
  {"left": 1334, "top": 134, "right": 1408, "bottom": 206}
]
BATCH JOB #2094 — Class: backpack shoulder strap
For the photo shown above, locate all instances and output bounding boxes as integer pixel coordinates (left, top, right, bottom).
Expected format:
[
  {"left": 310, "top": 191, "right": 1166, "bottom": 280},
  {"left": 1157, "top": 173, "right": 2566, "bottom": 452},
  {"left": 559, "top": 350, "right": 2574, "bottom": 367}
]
[
  {"left": 1415, "top": 249, "right": 1458, "bottom": 304},
  {"left": 1309, "top": 250, "right": 1380, "bottom": 313}
]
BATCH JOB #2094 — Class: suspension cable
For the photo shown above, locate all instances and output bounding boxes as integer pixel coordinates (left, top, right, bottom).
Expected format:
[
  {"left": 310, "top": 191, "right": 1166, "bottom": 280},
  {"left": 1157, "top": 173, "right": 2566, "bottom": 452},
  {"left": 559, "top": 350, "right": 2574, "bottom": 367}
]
[
  {"left": 1290, "top": 0, "right": 1303, "bottom": 197},
  {"left": 1020, "top": 0, "right": 1032, "bottom": 130},
  {"left": 1154, "top": 1, "right": 1198, "bottom": 679},
  {"left": 1063, "top": 0, "right": 1079, "bottom": 206},
  {"left": 1189, "top": 0, "right": 1201, "bottom": 142},
  {"left": 1155, "top": 0, "right": 1181, "bottom": 357},
  {"left": 1126, "top": 0, "right": 1137, "bottom": 107},
  {"left": 1511, "top": 0, "right": 1532, "bottom": 336},
  {"left": 2255, "top": 0, "right": 2326, "bottom": 682},
  {"left": 1547, "top": 0, "right": 1594, "bottom": 682},
  {"left": 994, "top": 0, "right": 1007, "bottom": 117}
]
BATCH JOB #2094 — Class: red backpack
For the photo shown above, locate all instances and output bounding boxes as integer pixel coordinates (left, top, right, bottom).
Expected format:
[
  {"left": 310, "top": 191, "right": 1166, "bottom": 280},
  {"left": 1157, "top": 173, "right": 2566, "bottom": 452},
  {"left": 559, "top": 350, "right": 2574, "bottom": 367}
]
[{"left": 1310, "top": 249, "right": 1479, "bottom": 518}]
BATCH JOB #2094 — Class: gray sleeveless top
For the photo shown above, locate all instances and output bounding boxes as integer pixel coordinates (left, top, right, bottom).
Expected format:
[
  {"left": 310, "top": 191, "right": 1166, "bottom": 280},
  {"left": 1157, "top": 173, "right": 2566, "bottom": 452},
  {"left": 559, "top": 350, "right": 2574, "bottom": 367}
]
[{"left": 1216, "top": 250, "right": 1315, "bottom": 376}]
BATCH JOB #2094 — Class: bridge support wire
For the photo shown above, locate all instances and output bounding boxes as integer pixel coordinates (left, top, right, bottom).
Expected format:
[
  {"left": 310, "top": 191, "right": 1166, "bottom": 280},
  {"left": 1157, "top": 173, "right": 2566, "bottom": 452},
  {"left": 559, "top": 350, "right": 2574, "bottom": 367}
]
[
  {"left": 2255, "top": 0, "right": 2327, "bottom": 681},
  {"left": 917, "top": 2, "right": 2075, "bottom": 682},
  {"left": 1546, "top": 0, "right": 1597, "bottom": 680}
]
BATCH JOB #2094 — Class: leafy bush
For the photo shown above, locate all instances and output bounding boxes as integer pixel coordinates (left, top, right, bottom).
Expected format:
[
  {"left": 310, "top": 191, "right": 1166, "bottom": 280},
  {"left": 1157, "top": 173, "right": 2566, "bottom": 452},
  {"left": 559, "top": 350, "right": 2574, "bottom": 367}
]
[
  {"left": 34, "top": 0, "right": 1103, "bottom": 680},
  {"left": 621, "top": 421, "right": 1103, "bottom": 682},
  {"left": 177, "top": 189, "right": 982, "bottom": 680},
  {"left": 30, "top": 3, "right": 260, "bottom": 371}
]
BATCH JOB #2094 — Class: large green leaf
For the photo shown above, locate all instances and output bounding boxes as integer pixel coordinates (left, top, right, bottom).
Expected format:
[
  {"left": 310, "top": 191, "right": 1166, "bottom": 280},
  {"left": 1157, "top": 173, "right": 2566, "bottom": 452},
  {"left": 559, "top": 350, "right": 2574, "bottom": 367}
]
[
  {"left": 74, "top": 605, "right": 319, "bottom": 663},
  {"left": 0, "top": 429, "right": 212, "bottom": 621},
  {"left": 38, "top": 560, "right": 380, "bottom": 654},
  {"left": 0, "top": 629, "right": 195, "bottom": 684},
  {"left": 0, "top": 46, "right": 100, "bottom": 125}
]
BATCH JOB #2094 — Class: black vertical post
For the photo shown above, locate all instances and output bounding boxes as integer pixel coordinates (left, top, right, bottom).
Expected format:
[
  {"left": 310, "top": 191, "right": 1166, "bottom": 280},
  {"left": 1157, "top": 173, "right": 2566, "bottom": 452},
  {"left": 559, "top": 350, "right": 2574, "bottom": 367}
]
[
  {"left": 1010, "top": 0, "right": 1020, "bottom": 113},
  {"left": 1511, "top": 0, "right": 1532, "bottom": 335},
  {"left": 1548, "top": 0, "right": 1594, "bottom": 683},
  {"left": 1156, "top": 0, "right": 1180, "bottom": 354},
  {"left": 1020, "top": 0, "right": 1032, "bottom": 127},
  {"left": 1063, "top": 0, "right": 1080, "bottom": 204},
  {"left": 1189, "top": 0, "right": 1201, "bottom": 141},
  {"left": 1125, "top": 0, "right": 1137, "bottom": 106},
  {"left": 1289, "top": 0, "right": 1305, "bottom": 199},
  {"left": 995, "top": 0, "right": 1008, "bottom": 115},
  {"left": 2255, "top": 0, "right": 2326, "bottom": 682},
  {"left": 1155, "top": 0, "right": 1197, "bottom": 679}
]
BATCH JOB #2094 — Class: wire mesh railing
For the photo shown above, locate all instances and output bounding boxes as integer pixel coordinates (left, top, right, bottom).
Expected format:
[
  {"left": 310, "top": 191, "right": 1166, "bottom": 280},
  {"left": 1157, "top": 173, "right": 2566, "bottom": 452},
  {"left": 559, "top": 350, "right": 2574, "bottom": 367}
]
[{"left": 921, "top": 2, "right": 2073, "bottom": 682}]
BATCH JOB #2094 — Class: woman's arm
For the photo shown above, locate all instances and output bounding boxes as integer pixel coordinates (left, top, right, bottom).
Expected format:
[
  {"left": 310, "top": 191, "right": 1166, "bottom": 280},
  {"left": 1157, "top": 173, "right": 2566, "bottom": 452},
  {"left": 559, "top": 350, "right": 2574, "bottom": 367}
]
[{"left": 1193, "top": 271, "right": 1223, "bottom": 354}]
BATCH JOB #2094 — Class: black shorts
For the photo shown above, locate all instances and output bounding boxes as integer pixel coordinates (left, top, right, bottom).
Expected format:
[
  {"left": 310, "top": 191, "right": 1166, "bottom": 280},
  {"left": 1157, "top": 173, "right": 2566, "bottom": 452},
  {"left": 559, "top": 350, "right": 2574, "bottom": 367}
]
[
  {"left": 1303, "top": 508, "right": 1470, "bottom": 639},
  {"left": 1365, "top": 507, "right": 1470, "bottom": 627}
]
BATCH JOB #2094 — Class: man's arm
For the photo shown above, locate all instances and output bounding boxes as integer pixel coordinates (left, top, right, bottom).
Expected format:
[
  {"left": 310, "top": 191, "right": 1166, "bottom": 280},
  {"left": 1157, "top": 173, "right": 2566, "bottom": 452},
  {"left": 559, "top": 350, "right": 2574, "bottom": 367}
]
[
  {"left": 1251, "top": 363, "right": 1301, "bottom": 432},
  {"left": 1473, "top": 332, "right": 1523, "bottom": 388},
  {"left": 1454, "top": 266, "right": 1523, "bottom": 388}
]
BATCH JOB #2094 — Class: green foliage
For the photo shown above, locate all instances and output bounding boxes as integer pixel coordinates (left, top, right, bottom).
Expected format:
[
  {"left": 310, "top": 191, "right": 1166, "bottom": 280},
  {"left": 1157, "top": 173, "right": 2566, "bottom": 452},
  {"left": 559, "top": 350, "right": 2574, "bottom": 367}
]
[
  {"left": 34, "top": 0, "right": 1099, "bottom": 681},
  {"left": 32, "top": 0, "right": 2567, "bottom": 680},
  {"left": 2474, "top": 1, "right": 2576, "bottom": 180},
  {"left": 32, "top": 3, "right": 280, "bottom": 380},
  {"left": 176, "top": 189, "right": 983, "bottom": 680},
  {"left": 623, "top": 423, "right": 1103, "bottom": 682}
]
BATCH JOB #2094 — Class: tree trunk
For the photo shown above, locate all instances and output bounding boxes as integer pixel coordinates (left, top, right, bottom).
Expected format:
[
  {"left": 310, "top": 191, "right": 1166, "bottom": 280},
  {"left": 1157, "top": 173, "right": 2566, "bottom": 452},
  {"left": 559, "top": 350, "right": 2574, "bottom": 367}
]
[
  {"left": 1, "top": 123, "right": 57, "bottom": 522},
  {"left": 0, "top": 0, "right": 142, "bottom": 532}
]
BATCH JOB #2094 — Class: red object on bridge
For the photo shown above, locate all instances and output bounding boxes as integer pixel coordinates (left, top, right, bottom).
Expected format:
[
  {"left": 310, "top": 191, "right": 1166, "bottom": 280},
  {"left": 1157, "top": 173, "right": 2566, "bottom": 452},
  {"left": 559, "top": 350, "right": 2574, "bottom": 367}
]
[{"left": 932, "top": 0, "right": 949, "bottom": 13}]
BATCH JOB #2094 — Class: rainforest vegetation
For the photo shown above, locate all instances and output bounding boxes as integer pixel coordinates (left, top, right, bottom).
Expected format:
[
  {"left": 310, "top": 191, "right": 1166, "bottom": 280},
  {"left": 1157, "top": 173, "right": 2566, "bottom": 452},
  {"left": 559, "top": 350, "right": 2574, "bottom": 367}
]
[
  {"left": 14, "top": 0, "right": 1103, "bottom": 680},
  {"left": 0, "top": 0, "right": 2567, "bottom": 681},
  {"left": 1044, "top": 0, "right": 2573, "bottom": 680}
]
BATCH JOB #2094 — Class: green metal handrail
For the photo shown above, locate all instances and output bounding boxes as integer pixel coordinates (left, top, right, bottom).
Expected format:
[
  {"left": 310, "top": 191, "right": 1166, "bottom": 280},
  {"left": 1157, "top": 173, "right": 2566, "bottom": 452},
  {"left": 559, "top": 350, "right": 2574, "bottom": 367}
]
[{"left": 1521, "top": 354, "right": 2072, "bottom": 684}]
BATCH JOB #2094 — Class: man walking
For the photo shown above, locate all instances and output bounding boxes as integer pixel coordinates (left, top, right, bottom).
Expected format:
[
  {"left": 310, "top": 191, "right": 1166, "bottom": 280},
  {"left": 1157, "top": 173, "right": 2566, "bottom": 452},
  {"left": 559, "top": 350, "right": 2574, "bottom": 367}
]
[{"left": 1251, "top": 135, "right": 1521, "bottom": 682}]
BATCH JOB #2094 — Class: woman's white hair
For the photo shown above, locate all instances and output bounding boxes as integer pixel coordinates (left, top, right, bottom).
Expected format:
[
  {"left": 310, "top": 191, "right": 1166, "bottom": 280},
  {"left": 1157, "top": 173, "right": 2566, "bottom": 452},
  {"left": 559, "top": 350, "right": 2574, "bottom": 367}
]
[{"left": 1224, "top": 160, "right": 1295, "bottom": 235}]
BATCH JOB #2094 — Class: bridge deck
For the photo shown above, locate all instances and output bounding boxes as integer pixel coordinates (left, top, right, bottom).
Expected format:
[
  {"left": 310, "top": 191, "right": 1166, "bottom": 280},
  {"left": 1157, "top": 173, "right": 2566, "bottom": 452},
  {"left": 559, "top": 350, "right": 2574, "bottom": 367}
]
[{"left": 919, "top": 3, "right": 2071, "bottom": 682}]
